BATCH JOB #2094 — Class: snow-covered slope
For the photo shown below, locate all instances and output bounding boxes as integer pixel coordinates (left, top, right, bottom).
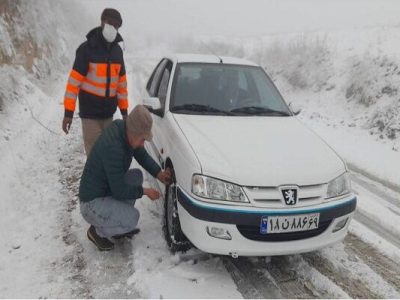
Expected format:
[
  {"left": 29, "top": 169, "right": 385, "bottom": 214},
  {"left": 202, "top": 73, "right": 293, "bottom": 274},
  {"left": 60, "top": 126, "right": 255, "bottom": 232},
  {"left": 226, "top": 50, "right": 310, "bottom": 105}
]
[{"left": 0, "top": 0, "right": 92, "bottom": 115}]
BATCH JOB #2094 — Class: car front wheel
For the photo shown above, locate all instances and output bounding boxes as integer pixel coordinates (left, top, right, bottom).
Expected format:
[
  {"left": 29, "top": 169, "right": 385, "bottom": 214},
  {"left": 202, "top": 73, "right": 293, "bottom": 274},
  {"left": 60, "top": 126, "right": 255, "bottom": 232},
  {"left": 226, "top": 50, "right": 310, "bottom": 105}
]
[{"left": 163, "top": 182, "right": 192, "bottom": 253}]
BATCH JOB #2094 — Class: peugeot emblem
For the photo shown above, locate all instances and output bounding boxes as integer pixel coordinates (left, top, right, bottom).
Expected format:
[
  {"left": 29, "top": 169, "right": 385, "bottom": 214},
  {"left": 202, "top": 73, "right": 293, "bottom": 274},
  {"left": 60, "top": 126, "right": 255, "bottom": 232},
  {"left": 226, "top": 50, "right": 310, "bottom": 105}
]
[{"left": 281, "top": 188, "right": 298, "bottom": 205}]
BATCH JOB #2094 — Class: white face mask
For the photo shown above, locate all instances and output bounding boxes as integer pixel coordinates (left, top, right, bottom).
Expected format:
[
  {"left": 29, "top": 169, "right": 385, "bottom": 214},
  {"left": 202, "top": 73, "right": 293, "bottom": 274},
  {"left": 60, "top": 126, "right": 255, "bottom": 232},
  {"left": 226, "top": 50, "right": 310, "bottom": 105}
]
[{"left": 102, "top": 23, "right": 118, "bottom": 43}]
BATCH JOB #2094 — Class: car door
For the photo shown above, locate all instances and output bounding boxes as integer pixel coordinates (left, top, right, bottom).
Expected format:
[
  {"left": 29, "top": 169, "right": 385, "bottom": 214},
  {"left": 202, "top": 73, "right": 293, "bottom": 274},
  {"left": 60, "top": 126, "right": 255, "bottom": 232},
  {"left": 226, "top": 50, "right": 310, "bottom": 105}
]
[{"left": 145, "top": 59, "right": 173, "bottom": 192}]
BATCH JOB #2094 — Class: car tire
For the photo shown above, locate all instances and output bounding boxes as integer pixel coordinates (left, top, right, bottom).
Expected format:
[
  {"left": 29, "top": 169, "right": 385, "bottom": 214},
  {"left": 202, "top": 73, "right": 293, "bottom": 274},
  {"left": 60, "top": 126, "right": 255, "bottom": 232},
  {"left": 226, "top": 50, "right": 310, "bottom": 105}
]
[{"left": 163, "top": 182, "right": 192, "bottom": 253}]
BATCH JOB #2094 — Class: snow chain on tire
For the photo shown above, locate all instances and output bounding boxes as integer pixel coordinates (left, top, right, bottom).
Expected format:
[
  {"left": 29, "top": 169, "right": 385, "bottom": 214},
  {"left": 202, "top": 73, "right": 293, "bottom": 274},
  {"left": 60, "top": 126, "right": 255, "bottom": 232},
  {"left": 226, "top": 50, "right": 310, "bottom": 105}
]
[{"left": 163, "top": 181, "right": 192, "bottom": 253}]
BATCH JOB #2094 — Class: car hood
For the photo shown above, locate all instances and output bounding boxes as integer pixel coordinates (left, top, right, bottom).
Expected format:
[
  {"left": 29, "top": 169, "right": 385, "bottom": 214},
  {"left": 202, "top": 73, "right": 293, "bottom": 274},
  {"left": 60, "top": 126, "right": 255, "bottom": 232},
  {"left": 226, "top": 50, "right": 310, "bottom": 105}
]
[{"left": 173, "top": 114, "right": 345, "bottom": 187}]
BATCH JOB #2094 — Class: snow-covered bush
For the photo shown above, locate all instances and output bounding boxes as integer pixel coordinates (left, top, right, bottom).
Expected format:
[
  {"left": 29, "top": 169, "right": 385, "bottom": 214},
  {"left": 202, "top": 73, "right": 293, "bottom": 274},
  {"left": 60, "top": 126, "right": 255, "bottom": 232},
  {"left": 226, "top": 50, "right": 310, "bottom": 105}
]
[
  {"left": 345, "top": 54, "right": 400, "bottom": 139},
  {"left": 369, "top": 102, "right": 400, "bottom": 139},
  {"left": 252, "top": 36, "right": 333, "bottom": 92},
  {"left": 345, "top": 54, "right": 400, "bottom": 106},
  {"left": 0, "top": 0, "right": 91, "bottom": 112}
]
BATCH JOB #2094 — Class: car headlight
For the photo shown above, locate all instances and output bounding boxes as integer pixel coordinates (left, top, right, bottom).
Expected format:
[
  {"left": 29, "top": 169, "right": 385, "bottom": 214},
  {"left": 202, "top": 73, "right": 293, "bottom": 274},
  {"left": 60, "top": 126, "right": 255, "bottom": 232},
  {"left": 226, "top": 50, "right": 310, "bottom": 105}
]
[
  {"left": 326, "top": 172, "right": 351, "bottom": 199},
  {"left": 192, "top": 174, "right": 249, "bottom": 203}
]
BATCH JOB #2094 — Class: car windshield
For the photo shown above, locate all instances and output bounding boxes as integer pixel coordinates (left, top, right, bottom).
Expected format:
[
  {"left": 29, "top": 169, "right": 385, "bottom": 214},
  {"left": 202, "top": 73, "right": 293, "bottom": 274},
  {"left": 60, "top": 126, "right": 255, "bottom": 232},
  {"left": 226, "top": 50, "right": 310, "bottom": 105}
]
[{"left": 170, "top": 63, "right": 292, "bottom": 116}]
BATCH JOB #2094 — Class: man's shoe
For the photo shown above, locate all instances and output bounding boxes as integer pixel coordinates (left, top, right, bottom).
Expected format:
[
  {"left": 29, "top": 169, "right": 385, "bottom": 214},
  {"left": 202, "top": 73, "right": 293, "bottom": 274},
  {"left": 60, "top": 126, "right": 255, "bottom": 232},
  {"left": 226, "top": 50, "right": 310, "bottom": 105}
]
[
  {"left": 87, "top": 226, "right": 114, "bottom": 251},
  {"left": 113, "top": 228, "right": 141, "bottom": 240}
]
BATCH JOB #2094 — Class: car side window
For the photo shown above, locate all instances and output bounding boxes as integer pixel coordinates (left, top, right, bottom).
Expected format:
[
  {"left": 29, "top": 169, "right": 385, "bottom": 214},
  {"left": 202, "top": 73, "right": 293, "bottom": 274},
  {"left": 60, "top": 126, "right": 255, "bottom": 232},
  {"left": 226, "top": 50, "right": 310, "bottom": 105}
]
[
  {"left": 146, "top": 60, "right": 162, "bottom": 93},
  {"left": 156, "top": 61, "right": 173, "bottom": 109},
  {"left": 148, "top": 59, "right": 167, "bottom": 96}
]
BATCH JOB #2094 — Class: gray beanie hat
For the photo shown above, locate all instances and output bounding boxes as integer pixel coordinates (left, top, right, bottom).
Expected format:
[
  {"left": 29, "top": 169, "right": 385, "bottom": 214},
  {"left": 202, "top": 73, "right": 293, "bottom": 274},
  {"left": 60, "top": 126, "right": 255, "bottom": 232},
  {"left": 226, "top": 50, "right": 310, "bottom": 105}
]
[{"left": 126, "top": 105, "right": 153, "bottom": 141}]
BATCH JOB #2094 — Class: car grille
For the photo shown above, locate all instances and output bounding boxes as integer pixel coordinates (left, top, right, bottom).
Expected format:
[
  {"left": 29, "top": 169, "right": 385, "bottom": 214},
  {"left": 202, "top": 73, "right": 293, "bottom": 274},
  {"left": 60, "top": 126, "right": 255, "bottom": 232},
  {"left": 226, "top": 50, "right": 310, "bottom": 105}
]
[
  {"left": 236, "top": 219, "right": 332, "bottom": 242},
  {"left": 243, "top": 184, "right": 326, "bottom": 208}
]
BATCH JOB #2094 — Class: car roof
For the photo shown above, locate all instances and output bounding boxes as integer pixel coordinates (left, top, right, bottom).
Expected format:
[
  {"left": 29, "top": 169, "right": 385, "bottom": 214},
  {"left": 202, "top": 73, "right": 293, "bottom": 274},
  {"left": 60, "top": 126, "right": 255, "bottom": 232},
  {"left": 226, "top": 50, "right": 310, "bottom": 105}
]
[{"left": 166, "top": 53, "right": 258, "bottom": 67}]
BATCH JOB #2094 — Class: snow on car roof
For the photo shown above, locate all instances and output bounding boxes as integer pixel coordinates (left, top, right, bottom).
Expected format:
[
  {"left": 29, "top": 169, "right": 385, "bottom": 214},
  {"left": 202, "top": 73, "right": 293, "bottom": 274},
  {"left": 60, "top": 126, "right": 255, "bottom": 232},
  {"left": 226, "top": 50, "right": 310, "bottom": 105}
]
[{"left": 168, "top": 53, "right": 258, "bottom": 66}]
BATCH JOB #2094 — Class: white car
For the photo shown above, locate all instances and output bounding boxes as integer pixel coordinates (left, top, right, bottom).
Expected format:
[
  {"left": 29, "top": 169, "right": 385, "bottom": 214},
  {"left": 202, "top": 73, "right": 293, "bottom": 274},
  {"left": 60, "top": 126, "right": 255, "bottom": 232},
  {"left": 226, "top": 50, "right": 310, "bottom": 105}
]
[{"left": 143, "top": 54, "right": 357, "bottom": 257}]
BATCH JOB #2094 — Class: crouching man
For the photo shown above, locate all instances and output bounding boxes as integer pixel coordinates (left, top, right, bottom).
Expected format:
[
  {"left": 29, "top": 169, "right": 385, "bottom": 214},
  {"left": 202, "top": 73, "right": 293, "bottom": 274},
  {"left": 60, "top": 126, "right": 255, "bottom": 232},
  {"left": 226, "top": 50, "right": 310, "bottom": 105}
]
[{"left": 79, "top": 105, "right": 172, "bottom": 251}]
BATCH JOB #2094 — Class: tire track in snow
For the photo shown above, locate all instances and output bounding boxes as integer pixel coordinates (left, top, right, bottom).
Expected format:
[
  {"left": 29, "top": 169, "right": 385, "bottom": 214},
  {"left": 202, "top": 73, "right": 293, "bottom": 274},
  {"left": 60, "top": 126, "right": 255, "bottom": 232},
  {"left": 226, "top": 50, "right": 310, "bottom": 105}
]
[
  {"left": 353, "top": 210, "right": 400, "bottom": 249},
  {"left": 347, "top": 169, "right": 400, "bottom": 293},
  {"left": 350, "top": 172, "right": 400, "bottom": 209},
  {"left": 224, "top": 254, "right": 352, "bottom": 299},
  {"left": 348, "top": 164, "right": 400, "bottom": 194},
  {"left": 302, "top": 251, "right": 383, "bottom": 298},
  {"left": 344, "top": 233, "right": 400, "bottom": 292},
  {"left": 284, "top": 255, "right": 350, "bottom": 298},
  {"left": 350, "top": 170, "right": 400, "bottom": 248},
  {"left": 223, "top": 256, "right": 327, "bottom": 299},
  {"left": 260, "top": 256, "right": 317, "bottom": 298},
  {"left": 222, "top": 257, "right": 281, "bottom": 299}
]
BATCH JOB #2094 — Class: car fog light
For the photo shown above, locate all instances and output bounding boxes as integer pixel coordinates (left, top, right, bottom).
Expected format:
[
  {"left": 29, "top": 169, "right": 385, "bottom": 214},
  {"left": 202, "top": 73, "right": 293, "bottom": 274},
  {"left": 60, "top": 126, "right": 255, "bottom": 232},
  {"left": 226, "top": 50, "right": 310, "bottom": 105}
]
[
  {"left": 206, "top": 226, "right": 232, "bottom": 240},
  {"left": 332, "top": 217, "right": 349, "bottom": 233}
]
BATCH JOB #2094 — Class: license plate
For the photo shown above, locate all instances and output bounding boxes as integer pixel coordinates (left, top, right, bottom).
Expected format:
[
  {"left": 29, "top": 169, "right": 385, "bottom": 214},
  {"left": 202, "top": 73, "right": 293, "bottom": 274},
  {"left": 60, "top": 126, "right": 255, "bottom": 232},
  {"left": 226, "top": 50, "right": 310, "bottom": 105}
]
[{"left": 260, "top": 213, "right": 320, "bottom": 234}]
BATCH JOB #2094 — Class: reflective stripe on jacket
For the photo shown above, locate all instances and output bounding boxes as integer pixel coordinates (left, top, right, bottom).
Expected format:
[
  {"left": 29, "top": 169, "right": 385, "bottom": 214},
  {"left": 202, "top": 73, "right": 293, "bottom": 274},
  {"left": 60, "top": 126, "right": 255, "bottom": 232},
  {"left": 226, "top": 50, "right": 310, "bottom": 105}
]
[{"left": 64, "top": 27, "right": 128, "bottom": 119}]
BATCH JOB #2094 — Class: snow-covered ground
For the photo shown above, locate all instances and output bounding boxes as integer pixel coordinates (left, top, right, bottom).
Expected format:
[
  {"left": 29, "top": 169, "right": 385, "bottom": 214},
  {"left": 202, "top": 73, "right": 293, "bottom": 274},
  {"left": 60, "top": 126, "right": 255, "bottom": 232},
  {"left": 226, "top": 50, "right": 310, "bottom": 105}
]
[{"left": 1, "top": 0, "right": 400, "bottom": 298}]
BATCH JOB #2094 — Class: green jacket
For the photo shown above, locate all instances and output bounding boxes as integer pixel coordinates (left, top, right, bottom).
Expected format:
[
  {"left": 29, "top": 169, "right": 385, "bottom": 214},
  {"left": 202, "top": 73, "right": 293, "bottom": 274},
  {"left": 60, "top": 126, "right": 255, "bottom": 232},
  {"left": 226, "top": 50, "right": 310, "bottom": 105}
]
[{"left": 79, "top": 119, "right": 161, "bottom": 202}]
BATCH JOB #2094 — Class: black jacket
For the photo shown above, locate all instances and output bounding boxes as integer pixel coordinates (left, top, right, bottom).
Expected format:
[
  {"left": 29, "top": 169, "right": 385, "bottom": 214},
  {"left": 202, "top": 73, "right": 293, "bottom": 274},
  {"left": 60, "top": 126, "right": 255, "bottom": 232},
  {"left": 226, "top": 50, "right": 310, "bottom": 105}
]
[{"left": 64, "top": 27, "right": 128, "bottom": 119}]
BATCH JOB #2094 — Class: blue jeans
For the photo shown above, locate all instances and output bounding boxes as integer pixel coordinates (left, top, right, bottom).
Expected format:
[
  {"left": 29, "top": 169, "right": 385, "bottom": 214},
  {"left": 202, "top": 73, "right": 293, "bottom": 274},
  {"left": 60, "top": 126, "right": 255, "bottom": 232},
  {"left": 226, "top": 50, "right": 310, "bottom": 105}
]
[{"left": 80, "top": 197, "right": 140, "bottom": 238}]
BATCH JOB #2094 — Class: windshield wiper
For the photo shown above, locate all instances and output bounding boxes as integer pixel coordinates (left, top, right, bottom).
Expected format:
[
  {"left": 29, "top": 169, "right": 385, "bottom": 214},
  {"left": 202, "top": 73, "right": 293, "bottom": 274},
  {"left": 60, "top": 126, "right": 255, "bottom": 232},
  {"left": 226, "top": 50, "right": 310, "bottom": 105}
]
[
  {"left": 230, "top": 106, "right": 291, "bottom": 116},
  {"left": 171, "top": 104, "right": 234, "bottom": 115}
]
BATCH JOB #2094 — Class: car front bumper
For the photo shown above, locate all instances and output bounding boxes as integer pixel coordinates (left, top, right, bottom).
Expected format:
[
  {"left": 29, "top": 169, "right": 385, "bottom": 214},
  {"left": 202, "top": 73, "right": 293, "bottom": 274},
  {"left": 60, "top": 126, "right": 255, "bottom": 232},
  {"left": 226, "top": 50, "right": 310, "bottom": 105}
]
[{"left": 177, "top": 187, "right": 356, "bottom": 256}]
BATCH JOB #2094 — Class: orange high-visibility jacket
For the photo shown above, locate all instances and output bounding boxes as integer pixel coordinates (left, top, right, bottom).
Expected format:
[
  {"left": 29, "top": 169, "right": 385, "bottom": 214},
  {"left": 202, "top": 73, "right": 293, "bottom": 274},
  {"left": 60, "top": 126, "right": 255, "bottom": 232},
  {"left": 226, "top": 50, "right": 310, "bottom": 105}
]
[{"left": 64, "top": 27, "right": 128, "bottom": 119}]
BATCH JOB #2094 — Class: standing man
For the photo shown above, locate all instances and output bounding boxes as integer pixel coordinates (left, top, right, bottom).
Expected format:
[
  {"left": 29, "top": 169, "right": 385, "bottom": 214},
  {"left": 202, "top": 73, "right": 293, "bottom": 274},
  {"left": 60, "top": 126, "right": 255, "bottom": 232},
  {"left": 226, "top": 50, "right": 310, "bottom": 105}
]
[
  {"left": 62, "top": 8, "right": 129, "bottom": 156},
  {"left": 79, "top": 105, "right": 172, "bottom": 251}
]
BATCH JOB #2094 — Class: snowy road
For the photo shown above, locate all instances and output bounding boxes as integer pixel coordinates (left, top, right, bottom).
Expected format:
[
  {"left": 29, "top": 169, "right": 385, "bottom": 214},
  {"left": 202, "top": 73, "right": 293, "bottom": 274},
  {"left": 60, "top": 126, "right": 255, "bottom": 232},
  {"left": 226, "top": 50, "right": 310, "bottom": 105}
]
[{"left": 1, "top": 55, "right": 400, "bottom": 298}]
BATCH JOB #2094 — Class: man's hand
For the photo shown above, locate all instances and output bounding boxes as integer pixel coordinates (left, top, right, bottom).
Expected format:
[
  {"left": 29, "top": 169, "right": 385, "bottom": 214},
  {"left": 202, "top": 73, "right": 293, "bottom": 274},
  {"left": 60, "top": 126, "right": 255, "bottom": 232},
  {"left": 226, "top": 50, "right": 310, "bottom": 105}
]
[
  {"left": 62, "top": 117, "right": 73, "bottom": 134},
  {"left": 143, "top": 188, "right": 160, "bottom": 200},
  {"left": 157, "top": 167, "right": 173, "bottom": 185}
]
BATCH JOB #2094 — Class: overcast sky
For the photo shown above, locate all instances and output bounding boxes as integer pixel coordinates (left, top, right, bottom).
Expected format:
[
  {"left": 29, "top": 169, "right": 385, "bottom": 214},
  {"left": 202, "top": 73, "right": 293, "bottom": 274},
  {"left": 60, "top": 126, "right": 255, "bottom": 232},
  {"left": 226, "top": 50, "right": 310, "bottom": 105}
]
[{"left": 80, "top": 0, "right": 400, "bottom": 39}]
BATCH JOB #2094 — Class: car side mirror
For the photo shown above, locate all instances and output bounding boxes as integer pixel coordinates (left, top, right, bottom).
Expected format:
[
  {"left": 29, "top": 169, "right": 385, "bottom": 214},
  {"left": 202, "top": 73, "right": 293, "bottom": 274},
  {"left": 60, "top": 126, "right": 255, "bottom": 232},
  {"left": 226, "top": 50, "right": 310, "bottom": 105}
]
[
  {"left": 143, "top": 97, "right": 164, "bottom": 117},
  {"left": 143, "top": 97, "right": 161, "bottom": 110},
  {"left": 289, "top": 102, "right": 302, "bottom": 116}
]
